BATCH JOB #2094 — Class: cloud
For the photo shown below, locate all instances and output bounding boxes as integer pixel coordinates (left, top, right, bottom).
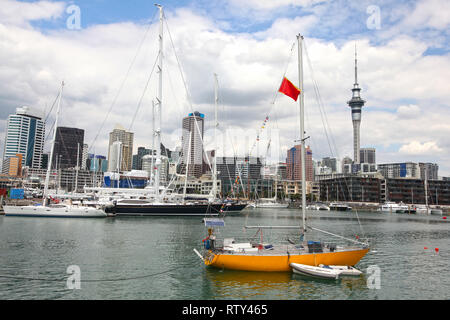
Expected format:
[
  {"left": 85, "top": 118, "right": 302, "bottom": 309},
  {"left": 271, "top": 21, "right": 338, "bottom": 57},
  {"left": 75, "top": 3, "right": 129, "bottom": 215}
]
[
  {"left": 396, "top": 104, "right": 421, "bottom": 119},
  {"left": 401, "top": 0, "right": 450, "bottom": 30},
  {"left": 227, "top": 0, "right": 328, "bottom": 11},
  {"left": 399, "top": 141, "right": 443, "bottom": 155},
  {"left": 0, "top": 0, "right": 65, "bottom": 27}
]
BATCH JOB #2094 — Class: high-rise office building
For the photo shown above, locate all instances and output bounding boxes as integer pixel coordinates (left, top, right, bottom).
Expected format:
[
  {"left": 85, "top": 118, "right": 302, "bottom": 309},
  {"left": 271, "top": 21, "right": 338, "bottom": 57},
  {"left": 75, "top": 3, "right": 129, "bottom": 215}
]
[
  {"left": 360, "top": 148, "right": 376, "bottom": 164},
  {"left": 132, "top": 147, "right": 152, "bottom": 170},
  {"left": 419, "top": 163, "right": 439, "bottom": 180},
  {"left": 347, "top": 47, "right": 365, "bottom": 164},
  {"left": 181, "top": 111, "right": 204, "bottom": 178},
  {"left": 2, "top": 106, "right": 45, "bottom": 170},
  {"left": 52, "top": 127, "right": 84, "bottom": 169},
  {"left": 1, "top": 154, "right": 23, "bottom": 176},
  {"left": 378, "top": 162, "right": 420, "bottom": 179},
  {"left": 107, "top": 124, "right": 134, "bottom": 172},
  {"left": 286, "top": 145, "right": 313, "bottom": 181}
]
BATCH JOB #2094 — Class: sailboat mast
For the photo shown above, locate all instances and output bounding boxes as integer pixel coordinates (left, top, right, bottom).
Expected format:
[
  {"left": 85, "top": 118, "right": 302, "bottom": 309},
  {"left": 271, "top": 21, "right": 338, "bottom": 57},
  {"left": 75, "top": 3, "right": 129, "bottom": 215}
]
[
  {"left": 43, "top": 81, "right": 64, "bottom": 204},
  {"left": 75, "top": 142, "right": 79, "bottom": 193},
  {"left": 151, "top": 100, "right": 155, "bottom": 188},
  {"left": 297, "top": 34, "right": 306, "bottom": 232},
  {"left": 154, "top": 4, "right": 163, "bottom": 201},
  {"left": 213, "top": 73, "right": 219, "bottom": 201}
]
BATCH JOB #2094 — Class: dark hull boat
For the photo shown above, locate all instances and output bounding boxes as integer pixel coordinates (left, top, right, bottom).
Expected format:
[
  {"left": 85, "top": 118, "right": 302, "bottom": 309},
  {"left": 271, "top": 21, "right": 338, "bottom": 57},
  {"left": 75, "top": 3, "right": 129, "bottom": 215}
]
[{"left": 105, "top": 200, "right": 248, "bottom": 216}]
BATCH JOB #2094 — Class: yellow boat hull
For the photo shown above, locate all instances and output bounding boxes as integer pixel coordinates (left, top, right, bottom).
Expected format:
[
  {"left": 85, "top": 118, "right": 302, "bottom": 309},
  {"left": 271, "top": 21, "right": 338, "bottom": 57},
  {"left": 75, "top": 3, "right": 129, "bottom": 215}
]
[{"left": 204, "top": 248, "right": 369, "bottom": 272}]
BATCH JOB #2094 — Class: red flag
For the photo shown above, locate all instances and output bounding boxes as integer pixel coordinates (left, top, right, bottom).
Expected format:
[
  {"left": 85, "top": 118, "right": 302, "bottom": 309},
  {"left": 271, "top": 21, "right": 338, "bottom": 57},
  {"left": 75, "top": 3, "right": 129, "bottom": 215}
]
[{"left": 278, "top": 77, "right": 300, "bottom": 101}]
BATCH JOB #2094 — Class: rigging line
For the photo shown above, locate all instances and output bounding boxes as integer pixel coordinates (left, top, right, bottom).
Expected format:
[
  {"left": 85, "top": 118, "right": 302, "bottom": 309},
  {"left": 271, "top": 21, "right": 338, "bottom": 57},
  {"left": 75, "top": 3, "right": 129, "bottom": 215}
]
[
  {"left": 303, "top": 41, "right": 336, "bottom": 159},
  {"left": 44, "top": 91, "right": 60, "bottom": 123},
  {"left": 163, "top": 15, "right": 213, "bottom": 175},
  {"left": 87, "top": 9, "right": 158, "bottom": 154},
  {"left": 128, "top": 52, "right": 160, "bottom": 132}
]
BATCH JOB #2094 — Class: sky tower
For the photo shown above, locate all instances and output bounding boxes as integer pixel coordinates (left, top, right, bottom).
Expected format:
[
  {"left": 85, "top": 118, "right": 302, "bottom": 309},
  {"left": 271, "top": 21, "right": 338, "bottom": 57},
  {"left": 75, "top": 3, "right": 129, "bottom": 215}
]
[{"left": 347, "top": 45, "right": 365, "bottom": 164}]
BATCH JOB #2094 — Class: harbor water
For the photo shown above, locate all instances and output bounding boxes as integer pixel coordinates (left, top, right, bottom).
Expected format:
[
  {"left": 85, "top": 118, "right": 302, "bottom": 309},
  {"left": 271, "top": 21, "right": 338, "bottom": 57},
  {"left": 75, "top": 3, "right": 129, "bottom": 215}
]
[{"left": 0, "top": 208, "right": 448, "bottom": 300}]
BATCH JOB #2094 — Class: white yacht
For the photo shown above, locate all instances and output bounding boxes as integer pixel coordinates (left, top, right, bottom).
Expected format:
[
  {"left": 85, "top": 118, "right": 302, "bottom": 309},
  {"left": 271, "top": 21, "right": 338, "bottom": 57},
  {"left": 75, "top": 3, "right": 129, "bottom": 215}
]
[
  {"left": 379, "top": 201, "right": 408, "bottom": 212},
  {"left": 255, "top": 198, "right": 289, "bottom": 208},
  {"left": 4, "top": 202, "right": 107, "bottom": 218}
]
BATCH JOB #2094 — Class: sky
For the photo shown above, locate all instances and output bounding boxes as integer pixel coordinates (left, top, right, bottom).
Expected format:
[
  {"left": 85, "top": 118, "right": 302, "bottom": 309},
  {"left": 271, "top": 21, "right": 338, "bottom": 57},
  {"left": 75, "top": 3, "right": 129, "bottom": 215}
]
[{"left": 0, "top": 0, "right": 449, "bottom": 176}]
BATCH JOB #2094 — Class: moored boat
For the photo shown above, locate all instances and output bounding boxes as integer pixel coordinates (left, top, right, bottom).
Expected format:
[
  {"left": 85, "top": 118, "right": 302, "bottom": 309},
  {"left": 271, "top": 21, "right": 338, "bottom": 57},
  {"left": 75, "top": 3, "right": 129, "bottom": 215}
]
[{"left": 290, "top": 263, "right": 342, "bottom": 279}]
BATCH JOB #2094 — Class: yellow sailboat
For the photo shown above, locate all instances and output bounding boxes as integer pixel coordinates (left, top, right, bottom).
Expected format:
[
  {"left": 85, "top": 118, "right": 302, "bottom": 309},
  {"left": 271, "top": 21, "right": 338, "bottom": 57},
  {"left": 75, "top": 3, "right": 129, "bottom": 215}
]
[{"left": 196, "top": 34, "right": 370, "bottom": 272}]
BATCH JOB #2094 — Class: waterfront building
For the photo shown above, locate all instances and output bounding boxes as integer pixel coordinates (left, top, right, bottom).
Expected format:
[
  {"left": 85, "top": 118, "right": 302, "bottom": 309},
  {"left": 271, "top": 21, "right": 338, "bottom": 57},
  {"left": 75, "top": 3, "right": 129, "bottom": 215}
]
[
  {"left": 347, "top": 47, "right": 366, "bottom": 164},
  {"left": 381, "top": 178, "right": 449, "bottom": 205},
  {"left": 107, "top": 124, "right": 134, "bottom": 172},
  {"left": 52, "top": 127, "right": 84, "bottom": 169},
  {"left": 2, "top": 106, "right": 45, "bottom": 170},
  {"left": 378, "top": 162, "right": 420, "bottom": 179},
  {"left": 181, "top": 111, "right": 204, "bottom": 178},
  {"left": 286, "top": 145, "right": 313, "bottom": 181},
  {"left": 317, "top": 176, "right": 450, "bottom": 205},
  {"left": 282, "top": 180, "right": 318, "bottom": 199},
  {"left": 1, "top": 154, "right": 23, "bottom": 176},
  {"left": 319, "top": 176, "right": 381, "bottom": 203},
  {"left": 419, "top": 162, "right": 439, "bottom": 180}
]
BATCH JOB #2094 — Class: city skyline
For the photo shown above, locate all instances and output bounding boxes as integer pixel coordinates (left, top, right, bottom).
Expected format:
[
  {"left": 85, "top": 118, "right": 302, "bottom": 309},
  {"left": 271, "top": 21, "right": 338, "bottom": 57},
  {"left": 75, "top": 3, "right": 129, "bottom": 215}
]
[{"left": 0, "top": 0, "right": 448, "bottom": 176}]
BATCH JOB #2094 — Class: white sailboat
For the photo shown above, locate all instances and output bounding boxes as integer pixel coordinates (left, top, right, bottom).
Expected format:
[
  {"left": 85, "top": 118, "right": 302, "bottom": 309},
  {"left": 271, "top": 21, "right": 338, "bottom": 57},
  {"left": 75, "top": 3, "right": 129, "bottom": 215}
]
[{"left": 4, "top": 82, "right": 107, "bottom": 218}]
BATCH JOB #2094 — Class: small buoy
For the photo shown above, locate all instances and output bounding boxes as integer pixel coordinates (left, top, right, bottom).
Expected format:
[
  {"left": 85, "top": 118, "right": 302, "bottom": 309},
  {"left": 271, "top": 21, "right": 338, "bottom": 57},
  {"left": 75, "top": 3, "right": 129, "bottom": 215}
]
[
  {"left": 424, "top": 247, "right": 428, "bottom": 250},
  {"left": 443, "top": 217, "right": 447, "bottom": 220},
  {"left": 435, "top": 248, "right": 439, "bottom": 253},
  {"left": 355, "top": 235, "right": 359, "bottom": 239}
]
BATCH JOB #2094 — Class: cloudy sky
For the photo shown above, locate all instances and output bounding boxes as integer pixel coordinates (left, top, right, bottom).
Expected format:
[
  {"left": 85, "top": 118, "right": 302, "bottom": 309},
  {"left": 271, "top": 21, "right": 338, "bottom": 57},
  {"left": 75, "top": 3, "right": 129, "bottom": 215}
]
[{"left": 0, "top": 0, "right": 449, "bottom": 176}]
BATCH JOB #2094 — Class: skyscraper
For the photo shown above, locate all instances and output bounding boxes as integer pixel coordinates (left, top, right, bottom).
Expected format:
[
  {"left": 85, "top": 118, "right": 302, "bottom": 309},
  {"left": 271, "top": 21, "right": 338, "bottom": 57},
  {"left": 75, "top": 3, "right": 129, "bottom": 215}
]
[
  {"left": 52, "top": 127, "right": 84, "bottom": 169},
  {"left": 107, "top": 124, "right": 134, "bottom": 172},
  {"left": 360, "top": 147, "right": 376, "bottom": 164},
  {"left": 2, "top": 106, "right": 45, "bottom": 170},
  {"left": 286, "top": 145, "right": 313, "bottom": 181},
  {"left": 181, "top": 111, "right": 204, "bottom": 178},
  {"left": 347, "top": 46, "right": 365, "bottom": 164}
]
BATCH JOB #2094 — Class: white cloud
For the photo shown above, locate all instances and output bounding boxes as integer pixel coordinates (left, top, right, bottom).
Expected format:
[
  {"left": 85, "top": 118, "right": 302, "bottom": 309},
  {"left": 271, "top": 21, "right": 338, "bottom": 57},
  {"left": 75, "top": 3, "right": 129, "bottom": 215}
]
[
  {"left": 399, "top": 141, "right": 443, "bottom": 155},
  {"left": 396, "top": 104, "right": 421, "bottom": 119},
  {"left": 0, "top": 0, "right": 65, "bottom": 27},
  {"left": 401, "top": 0, "right": 450, "bottom": 30},
  {"left": 227, "top": 0, "right": 327, "bottom": 10}
]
